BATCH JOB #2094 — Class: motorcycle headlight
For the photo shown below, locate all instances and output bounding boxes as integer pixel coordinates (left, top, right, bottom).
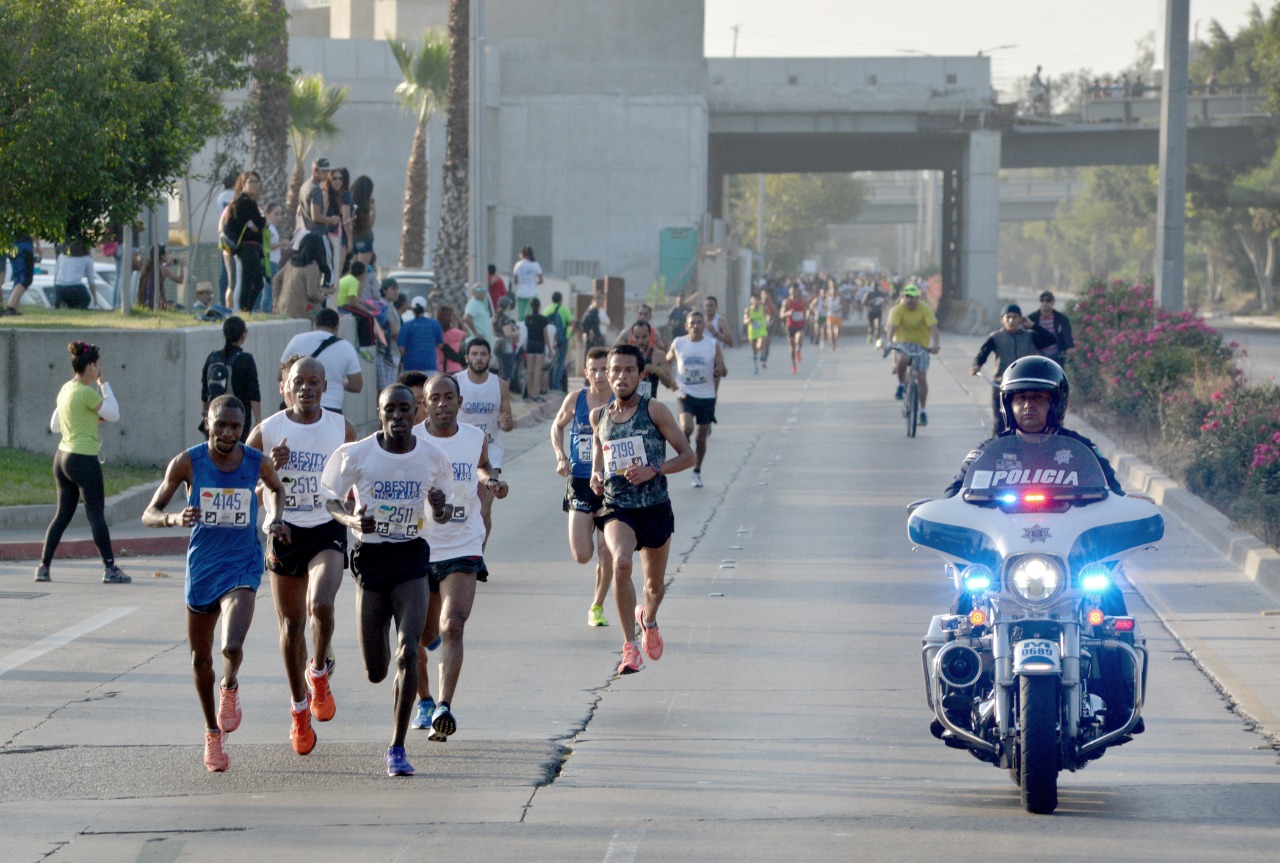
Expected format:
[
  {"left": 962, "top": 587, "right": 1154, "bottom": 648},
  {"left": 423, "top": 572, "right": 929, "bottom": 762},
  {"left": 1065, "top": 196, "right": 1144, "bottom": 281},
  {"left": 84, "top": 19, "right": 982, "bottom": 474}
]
[
  {"left": 960, "top": 564, "right": 995, "bottom": 593},
  {"left": 1008, "top": 555, "right": 1063, "bottom": 603},
  {"left": 1078, "top": 562, "right": 1111, "bottom": 593}
]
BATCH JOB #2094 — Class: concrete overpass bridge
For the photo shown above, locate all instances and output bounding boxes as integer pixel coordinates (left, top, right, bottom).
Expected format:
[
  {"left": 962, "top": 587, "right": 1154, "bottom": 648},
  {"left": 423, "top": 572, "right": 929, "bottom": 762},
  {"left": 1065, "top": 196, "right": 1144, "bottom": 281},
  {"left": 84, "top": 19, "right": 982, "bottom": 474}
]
[{"left": 706, "top": 56, "right": 1273, "bottom": 327}]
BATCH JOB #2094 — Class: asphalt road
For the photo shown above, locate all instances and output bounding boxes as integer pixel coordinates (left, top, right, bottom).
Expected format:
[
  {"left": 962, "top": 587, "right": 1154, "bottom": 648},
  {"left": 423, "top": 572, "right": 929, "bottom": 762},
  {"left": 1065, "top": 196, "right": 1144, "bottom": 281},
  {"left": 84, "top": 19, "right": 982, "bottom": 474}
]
[{"left": 3, "top": 332, "right": 1280, "bottom": 862}]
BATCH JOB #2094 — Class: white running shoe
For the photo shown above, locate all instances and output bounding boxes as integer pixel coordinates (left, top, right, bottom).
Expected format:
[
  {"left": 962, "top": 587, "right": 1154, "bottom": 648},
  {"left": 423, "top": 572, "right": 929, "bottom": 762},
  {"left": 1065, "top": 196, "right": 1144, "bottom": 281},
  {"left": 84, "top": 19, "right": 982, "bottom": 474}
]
[{"left": 691, "top": 471, "right": 704, "bottom": 488}]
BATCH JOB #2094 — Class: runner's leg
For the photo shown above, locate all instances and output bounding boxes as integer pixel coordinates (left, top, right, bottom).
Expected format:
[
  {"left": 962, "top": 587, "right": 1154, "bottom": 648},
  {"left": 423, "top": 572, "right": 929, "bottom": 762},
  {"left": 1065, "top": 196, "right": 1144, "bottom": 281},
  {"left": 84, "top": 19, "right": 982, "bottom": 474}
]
[
  {"left": 307, "top": 550, "right": 344, "bottom": 671},
  {"left": 435, "top": 571, "right": 478, "bottom": 705},
  {"left": 604, "top": 519, "right": 640, "bottom": 643},
  {"left": 388, "top": 578, "right": 428, "bottom": 747},
  {"left": 415, "top": 589, "right": 444, "bottom": 701},
  {"left": 270, "top": 572, "right": 309, "bottom": 702},
  {"left": 218, "top": 587, "right": 257, "bottom": 692},
  {"left": 188, "top": 608, "right": 222, "bottom": 729},
  {"left": 637, "top": 539, "right": 671, "bottom": 625},
  {"left": 694, "top": 423, "right": 710, "bottom": 473}
]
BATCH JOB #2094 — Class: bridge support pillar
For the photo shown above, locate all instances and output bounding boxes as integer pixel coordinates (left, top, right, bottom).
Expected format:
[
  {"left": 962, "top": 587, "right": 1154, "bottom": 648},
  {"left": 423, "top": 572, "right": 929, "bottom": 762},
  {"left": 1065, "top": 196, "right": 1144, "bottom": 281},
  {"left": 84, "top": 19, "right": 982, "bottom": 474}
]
[{"left": 962, "top": 130, "right": 1000, "bottom": 318}]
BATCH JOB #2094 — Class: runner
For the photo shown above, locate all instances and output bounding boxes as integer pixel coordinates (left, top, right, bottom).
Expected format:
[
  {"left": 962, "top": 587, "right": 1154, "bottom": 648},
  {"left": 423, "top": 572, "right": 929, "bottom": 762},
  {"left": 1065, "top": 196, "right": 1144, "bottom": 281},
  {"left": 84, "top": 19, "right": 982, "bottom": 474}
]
[
  {"left": 743, "top": 291, "right": 771, "bottom": 373},
  {"left": 141, "top": 395, "right": 291, "bottom": 772},
  {"left": 589, "top": 345, "right": 695, "bottom": 675},
  {"left": 320, "top": 384, "right": 452, "bottom": 777},
  {"left": 406, "top": 374, "right": 509, "bottom": 740},
  {"left": 781, "top": 283, "right": 808, "bottom": 374},
  {"left": 622, "top": 319, "right": 674, "bottom": 399},
  {"left": 550, "top": 346, "right": 614, "bottom": 627},
  {"left": 825, "top": 283, "right": 844, "bottom": 351},
  {"left": 666, "top": 311, "right": 725, "bottom": 489},
  {"left": 247, "top": 357, "right": 356, "bottom": 756},
  {"left": 702, "top": 295, "right": 735, "bottom": 353},
  {"left": 454, "top": 338, "right": 514, "bottom": 546}
]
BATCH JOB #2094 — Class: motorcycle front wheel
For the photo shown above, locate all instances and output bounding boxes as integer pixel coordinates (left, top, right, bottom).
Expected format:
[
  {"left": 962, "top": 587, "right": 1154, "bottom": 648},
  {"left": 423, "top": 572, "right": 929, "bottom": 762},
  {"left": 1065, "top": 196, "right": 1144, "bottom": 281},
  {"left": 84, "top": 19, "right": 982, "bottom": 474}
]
[{"left": 1019, "top": 675, "right": 1060, "bottom": 814}]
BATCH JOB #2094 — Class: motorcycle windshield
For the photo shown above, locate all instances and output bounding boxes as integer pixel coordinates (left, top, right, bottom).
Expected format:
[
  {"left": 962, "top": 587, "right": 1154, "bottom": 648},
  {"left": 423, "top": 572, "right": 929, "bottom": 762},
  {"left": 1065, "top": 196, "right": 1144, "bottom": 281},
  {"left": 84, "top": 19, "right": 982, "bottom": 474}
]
[{"left": 961, "top": 434, "right": 1109, "bottom": 505}]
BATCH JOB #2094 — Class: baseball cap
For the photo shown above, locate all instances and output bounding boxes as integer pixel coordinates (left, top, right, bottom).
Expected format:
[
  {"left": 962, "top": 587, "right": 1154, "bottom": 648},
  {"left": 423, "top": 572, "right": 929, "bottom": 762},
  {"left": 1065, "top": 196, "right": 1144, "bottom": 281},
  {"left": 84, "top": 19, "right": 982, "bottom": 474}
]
[
  {"left": 902, "top": 284, "right": 921, "bottom": 297},
  {"left": 195, "top": 282, "right": 213, "bottom": 295},
  {"left": 314, "top": 157, "right": 331, "bottom": 171},
  {"left": 1001, "top": 303, "right": 1023, "bottom": 316},
  {"left": 411, "top": 296, "right": 428, "bottom": 310}
]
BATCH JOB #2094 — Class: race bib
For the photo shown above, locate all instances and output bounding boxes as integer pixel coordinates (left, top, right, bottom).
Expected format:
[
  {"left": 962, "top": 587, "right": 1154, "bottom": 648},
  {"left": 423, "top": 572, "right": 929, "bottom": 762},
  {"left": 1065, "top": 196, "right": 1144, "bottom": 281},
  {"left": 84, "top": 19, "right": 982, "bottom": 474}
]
[
  {"left": 603, "top": 434, "right": 649, "bottom": 476},
  {"left": 575, "top": 433, "right": 593, "bottom": 463},
  {"left": 373, "top": 502, "right": 422, "bottom": 540},
  {"left": 199, "top": 487, "right": 253, "bottom": 528},
  {"left": 791, "top": 310, "right": 805, "bottom": 323},
  {"left": 281, "top": 472, "right": 322, "bottom": 512},
  {"left": 450, "top": 481, "right": 471, "bottom": 522},
  {"left": 473, "top": 421, "right": 493, "bottom": 444},
  {"left": 683, "top": 367, "right": 708, "bottom": 386}
]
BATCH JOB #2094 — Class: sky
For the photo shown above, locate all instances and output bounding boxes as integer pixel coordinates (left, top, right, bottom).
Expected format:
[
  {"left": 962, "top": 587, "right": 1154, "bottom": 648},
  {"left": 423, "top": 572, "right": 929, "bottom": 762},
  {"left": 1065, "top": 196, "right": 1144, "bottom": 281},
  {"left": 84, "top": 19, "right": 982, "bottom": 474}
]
[{"left": 704, "top": 1, "right": 1264, "bottom": 97}]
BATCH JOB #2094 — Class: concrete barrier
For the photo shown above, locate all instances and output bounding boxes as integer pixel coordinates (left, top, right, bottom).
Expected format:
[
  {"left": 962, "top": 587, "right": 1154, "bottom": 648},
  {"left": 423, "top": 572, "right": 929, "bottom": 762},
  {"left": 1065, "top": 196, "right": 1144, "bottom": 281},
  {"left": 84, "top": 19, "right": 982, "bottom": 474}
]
[{"left": 0, "top": 317, "right": 376, "bottom": 467}]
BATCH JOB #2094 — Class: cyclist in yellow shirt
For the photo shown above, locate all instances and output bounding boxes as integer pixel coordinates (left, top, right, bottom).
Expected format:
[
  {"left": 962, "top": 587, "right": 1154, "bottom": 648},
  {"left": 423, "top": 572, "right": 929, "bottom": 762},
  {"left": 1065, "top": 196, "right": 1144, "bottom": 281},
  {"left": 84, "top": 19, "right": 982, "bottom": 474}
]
[{"left": 885, "top": 284, "right": 941, "bottom": 425}]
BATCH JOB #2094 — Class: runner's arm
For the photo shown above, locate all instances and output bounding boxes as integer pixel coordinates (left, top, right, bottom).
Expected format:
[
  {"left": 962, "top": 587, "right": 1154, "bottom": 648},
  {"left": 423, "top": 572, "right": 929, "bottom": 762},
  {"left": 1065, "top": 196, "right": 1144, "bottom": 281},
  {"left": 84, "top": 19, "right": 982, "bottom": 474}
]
[
  {"left": 142, "top": 452, "right": 196, "bottom": 528},
  {"left": 646, "top": 400, "right": 695, "bottom": 477},
  {"left": 550, "top": 392, "right": 575, "bottom": 471},
  {"left": 259, "top": 457, "right": 291, "bottom": 543},
  {"left": 478, "top": 439, "right": 510, "bottom": 499}
]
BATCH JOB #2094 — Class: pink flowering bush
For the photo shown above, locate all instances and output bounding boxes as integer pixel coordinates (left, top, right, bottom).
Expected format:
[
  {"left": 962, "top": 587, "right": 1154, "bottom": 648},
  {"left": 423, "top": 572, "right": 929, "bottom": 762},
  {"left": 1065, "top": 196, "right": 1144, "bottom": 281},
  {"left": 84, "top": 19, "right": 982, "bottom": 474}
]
[{"left": 1186, "top": 385, "right": 1280, "bottom": 542}]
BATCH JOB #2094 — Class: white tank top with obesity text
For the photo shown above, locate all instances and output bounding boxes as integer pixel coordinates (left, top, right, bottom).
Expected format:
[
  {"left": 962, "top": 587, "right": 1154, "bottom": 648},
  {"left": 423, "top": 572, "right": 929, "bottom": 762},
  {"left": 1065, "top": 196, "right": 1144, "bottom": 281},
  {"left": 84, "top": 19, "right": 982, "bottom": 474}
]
[
  {"left": 320, "top": 433, "right": 451, "bottom": 544},
  {"left": 414, "top": 422, "right": 485, "bottom": 560},
  {"left": 258, "top": 409, "right": 347, "bottom": 529},
  {"left": 455, "top": 370, "right": 504, "bottom": 468},
  {"left": 671, "top": 335, "right": 718, "bottom": 400}
]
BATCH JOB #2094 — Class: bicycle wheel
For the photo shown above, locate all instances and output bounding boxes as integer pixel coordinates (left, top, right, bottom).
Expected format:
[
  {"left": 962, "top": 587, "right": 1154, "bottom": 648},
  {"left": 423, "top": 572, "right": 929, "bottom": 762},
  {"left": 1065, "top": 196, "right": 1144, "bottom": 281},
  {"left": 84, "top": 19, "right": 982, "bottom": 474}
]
[{"left": 905, "top": 379, "right": 919, "bottom": 437}]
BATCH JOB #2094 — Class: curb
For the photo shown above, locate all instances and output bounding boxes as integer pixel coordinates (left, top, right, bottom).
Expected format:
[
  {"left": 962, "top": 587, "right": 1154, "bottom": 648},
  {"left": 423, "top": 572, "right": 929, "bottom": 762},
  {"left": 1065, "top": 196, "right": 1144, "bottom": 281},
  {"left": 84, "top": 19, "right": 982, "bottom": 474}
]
[
  {"left": 0, "top": 534, "right": 189, "bottom": 563},
  {"left": 0, "top": 481, "right": 160, "bottom": 533}
]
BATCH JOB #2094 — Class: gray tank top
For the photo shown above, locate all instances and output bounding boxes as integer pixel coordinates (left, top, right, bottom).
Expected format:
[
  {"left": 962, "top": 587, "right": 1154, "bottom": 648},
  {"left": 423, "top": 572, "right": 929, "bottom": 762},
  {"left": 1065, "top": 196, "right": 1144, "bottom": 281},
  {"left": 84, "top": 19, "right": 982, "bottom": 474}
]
[{"left": 598, "top": 395, "right": 668, "bottom": 509}]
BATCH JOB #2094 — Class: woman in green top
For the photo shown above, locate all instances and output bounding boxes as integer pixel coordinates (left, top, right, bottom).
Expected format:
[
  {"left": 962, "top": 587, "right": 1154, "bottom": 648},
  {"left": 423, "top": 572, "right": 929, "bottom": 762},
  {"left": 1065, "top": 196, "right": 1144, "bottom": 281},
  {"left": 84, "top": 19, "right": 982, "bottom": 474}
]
[{"left": 37, "top": 341, "right": 130, "bottom": 585}]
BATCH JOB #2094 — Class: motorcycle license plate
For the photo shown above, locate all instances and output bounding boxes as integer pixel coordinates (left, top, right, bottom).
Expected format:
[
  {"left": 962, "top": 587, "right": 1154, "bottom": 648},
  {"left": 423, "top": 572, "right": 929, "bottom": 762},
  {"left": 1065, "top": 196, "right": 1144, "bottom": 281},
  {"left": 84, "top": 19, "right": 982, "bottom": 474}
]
[{"left": 1013, "top": 639, "right": 1061, "bottom": 674}]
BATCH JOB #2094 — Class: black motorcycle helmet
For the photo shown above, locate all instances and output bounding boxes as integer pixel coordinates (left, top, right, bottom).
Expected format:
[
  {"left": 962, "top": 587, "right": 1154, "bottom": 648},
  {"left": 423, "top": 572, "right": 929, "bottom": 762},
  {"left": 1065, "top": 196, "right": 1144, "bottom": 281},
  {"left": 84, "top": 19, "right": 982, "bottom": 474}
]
[{"left": 999, "top": 356, "right": 1069, "bottom": 431}]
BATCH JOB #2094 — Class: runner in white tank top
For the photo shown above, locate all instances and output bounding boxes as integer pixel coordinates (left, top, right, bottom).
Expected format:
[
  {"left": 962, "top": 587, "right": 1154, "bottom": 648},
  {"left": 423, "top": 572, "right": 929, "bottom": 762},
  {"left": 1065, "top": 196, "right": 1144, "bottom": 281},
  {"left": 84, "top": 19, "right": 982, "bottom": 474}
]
[
  {"left": 666, "top": 311, "right": 726, "bottom": 488},
  {"left": 453, "top": 338, "right": 513, "bottom": 546},
  {"left": 246, "top": 356, "right": 357, "bottom": 754}
]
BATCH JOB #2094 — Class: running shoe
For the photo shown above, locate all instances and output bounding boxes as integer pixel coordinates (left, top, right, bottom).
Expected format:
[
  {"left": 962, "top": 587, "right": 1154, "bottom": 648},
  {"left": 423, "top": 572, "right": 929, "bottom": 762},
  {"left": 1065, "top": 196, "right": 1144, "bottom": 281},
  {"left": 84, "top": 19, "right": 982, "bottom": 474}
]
[
  {"left": 204, "top": 730, "right": 229, "bottom": 772},
  {"left": 791, "top": 363, "right": 797, "bottom": 375},
  {"left": 411, "top": 697, "right": 436, "bottom": 730},
  {"left": 635, "top": 606, "right": 664, "bottom": 661},
  {"left": 290, "top": 701, "right": 317, "bottom": 755},
  {"left": 588, "top": 604, "right": 609, "bottom": 627},
  {"left": 919, "top": 410, "right": 928, "bottom": 427},
  {"left": 34, "top": 565, "right": 50, "bottom": 583},
  {"left": 323, "top": 648, "right": 336, "bottom": 678},
  {"left": 616, "top": 641, "right": 644, "bottom": 675},
  {"left": 430, "top": 702, "right": 456, "bottom": 741},
  {"left": 691, "top": 470, "right": 703, "bottom": 488},
  {"left": 797, "top": 350, "right": 803, "bottom": 363},
  {"left": 217, "top": 685, "right": 242, "bottom": 734},
  {"left": 425, "top": 635, "right": 442, "bottom": 651},
  {"left": 102, "top": 565, "right": 131, "bottom": 584},
  {"left": 386, "top": 745, "right": 415, "bottom": 776},
  {"left": 307, "top": 663, "right": 336, "bottom": 722},
  {"left": 894, "top": 384, "right": 904, "bottom": 400},
  {"left": 761, "top": 359, "right": 767, "bottom": 370}
]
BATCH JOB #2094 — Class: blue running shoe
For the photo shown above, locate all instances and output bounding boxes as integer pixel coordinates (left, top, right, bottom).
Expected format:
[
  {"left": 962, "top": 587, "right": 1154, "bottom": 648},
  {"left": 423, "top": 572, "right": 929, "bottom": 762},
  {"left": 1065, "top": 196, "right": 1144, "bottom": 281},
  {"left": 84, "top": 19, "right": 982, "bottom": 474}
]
[
  {"left": 410, "top": 697, "right": 435, "bottom": 730},
  {"left": 426, "top": 635, "right": 442, "bottom": 651},
  {"left": 386, "top": 745, "right": 414, "bottom": 776},
  {"left": 430, "top": 702, "right": 456, "bottom": 742}
]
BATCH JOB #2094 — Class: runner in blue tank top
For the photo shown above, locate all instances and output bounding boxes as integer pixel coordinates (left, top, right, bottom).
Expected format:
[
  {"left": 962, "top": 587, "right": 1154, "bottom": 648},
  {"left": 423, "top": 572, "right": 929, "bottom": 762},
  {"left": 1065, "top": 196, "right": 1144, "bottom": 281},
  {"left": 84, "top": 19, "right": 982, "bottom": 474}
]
[
  {"left": 143, "top": 395, "right": 291, "bottom": 773},
  {"left": 589, "top": 344, "right": 695, "bottom": 676},
  {"left": 550, "top": 345, "right": 614, "bottom": 627}
]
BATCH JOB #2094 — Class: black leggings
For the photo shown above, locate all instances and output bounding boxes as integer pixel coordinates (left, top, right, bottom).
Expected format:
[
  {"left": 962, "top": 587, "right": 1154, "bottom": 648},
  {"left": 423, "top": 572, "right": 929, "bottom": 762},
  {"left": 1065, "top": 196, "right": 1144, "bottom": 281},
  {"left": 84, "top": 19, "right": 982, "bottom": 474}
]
[
  {"left": 41, "top": 450, "right": 115, "bottom": 567},
  {"left": 236, "top": 242, "right": 265, "bottom": 313}
]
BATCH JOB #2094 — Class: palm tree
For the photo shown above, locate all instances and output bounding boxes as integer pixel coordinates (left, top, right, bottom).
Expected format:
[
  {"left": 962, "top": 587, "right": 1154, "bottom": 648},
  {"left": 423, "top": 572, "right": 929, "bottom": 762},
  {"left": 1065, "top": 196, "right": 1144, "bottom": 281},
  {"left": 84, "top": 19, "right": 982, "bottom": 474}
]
[
  {"left": 433, "top": 0, "right": 470, "bottom": 310},
  {"left": 250, "top": 0, "right": 290, "bottom": 217},
  {"left": 285, "top": 74, "right": 349, "bottom": 241},
  {"left": 389, "top": 30, "right": 449, "bottom": 269}
]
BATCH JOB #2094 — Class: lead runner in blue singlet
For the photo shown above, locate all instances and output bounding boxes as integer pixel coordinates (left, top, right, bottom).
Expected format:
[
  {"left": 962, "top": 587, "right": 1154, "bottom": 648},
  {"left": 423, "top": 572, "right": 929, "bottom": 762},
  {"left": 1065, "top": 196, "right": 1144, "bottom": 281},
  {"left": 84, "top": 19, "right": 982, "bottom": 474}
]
[
  {"left": 589, "top": 344, "right": 695, "bottom": 677},
  {"left": 143, "top": 395, "right": 291, "bottom": 774}
]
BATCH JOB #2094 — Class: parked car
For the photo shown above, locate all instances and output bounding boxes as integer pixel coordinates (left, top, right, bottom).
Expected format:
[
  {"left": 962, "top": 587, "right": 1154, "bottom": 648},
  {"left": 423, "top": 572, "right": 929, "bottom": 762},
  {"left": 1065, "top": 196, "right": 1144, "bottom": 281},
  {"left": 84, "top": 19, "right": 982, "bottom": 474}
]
[
  {"left": 2, "top": 259, "right": 118, "bottom": 310},
  {"left": 384, "top": 268, "right": 435, "bottom": 305}
]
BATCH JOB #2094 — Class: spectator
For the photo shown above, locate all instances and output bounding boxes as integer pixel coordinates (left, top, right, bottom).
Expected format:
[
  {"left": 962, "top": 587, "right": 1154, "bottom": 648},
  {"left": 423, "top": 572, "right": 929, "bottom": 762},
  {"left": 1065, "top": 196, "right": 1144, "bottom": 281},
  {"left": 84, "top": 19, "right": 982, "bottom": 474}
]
[
  {"left": 327, "top": 166, "right": 354, "bottom": 273},
  {"left": 544, "top": 290, "right": 574, "bottom": 393},
  {"left": 215, "top": 173, "right": 236, "bottom": 302},
  {"left": 3, "top": 233, "right": 38, "bottom": 316},
  {"left": 336, "top": 260, "right": 365, "bottom": 308},
  {"left": 272, "top": 232, "right": 332, "bottom": 319},
  {"left": 667, "top": 291, "right": 691, "bottom": 340},
  {"left": 437, "top": 305, "right": 467, "bottom": 374},
  {"left": 259, "top": 202, "right": 285, "bottom": 313},
  {"left": 463, "top": 281, "right": 494, "bottom": 344},
  {"left": 223, "top": 170, "right": 267, "bottom": 312},
  {"left": 1131, "top": 75, "right": 1146, "bottom": 98},
  {"left": 578, "top": 291, "right": 609, "bottom": 364},
  {"left": 200, "top": 316, "right": 261, "bottom": 440},
  {"left": 398, "top": 296, "right": 445, "bottom": 373},
  {"left": 512, "top": 245, "right": 543, "bottom": 320},
  {"left": 376, "top": 278, "right": 402, "bottom": 390},
  {"left": 136, "top": 245, "right": 185, "bottom": 310},
  {"left": 523, "top": 296, "right": 549, "bottom": 400},
  {"left": 350, "top": 175, "right": 376, "bottom": 267},
  {"left": 296, "top": 157, "right": 338, "bottom": 276},
  {"left": 192, "top": 282, "right": 215, "bottom": 312},
  {"left": 493, "top": 294, "right": 520, "bottom": 382},
  {"left": 279, "top": 308, "right": 363, "bottom": 414},
  {"left": 1027, "top": 290, "right": 1074, "bottom": 368},
  {"left": 487, "top": 263, "right": 507, "bottom": 312},
  {"left": 53, "top": 240, "right": 104, "bottom": 309}
]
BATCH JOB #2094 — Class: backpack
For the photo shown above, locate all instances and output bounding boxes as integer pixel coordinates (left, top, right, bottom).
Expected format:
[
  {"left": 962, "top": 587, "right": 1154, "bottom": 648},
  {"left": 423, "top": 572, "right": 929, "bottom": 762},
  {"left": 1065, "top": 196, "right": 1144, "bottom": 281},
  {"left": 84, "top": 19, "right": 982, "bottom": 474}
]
[
  {"left": 547, "top": 305, "right": 567, "bottom": 347},
  {"left": 206, "top": 348, "right": 241, "bottom": 401},
  {"left": 580, "top": 307, "right": 603, "bottom": 348}
]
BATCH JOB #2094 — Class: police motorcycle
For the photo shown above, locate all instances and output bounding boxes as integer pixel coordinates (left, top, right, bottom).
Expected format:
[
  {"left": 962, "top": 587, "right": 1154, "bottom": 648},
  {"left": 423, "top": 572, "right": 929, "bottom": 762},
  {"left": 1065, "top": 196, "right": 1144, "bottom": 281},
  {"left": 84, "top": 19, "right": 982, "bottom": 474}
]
[{"left": 909, "top": 365, "right": 1163, "bottom": 814}]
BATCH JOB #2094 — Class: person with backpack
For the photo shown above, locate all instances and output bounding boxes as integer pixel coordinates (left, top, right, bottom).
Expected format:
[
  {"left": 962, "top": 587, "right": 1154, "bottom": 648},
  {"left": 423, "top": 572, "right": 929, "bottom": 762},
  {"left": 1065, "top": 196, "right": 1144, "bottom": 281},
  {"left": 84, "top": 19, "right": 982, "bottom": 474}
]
[
  {"left": 201, "top": 316, "right": 261, "bottom": 442},
  {"left": 279, "top": 309, "right": 365, "bottom": 415},
  {"left": 544, "top": 291, "right": 573, "bottom": 393},
  {"left": 578, "top": 292, "right": 609, "bottom": 367}
]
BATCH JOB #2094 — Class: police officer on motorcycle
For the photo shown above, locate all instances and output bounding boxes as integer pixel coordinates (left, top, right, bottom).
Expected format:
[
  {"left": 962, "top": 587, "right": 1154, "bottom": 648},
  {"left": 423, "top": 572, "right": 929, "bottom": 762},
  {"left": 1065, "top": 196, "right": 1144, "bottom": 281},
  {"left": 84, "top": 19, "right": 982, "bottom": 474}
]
[{"left": 942, "top": 356, "right": 1149, "bottom": 734}]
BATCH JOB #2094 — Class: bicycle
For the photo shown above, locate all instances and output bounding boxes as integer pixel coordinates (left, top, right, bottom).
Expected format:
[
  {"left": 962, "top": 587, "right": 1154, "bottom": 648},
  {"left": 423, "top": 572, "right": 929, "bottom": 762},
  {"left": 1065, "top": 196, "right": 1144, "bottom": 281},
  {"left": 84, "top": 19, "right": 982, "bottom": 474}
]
[{"left": 884, "top": 341, "right": 930, "bottom": 437}]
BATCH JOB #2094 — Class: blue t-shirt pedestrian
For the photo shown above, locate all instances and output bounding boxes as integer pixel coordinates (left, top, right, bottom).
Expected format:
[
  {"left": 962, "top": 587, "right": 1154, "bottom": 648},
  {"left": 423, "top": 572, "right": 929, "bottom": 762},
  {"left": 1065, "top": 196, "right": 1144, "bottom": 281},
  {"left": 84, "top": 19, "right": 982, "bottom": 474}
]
[{"left": 398, "top": 299, "right": 444, "bottom": 372}]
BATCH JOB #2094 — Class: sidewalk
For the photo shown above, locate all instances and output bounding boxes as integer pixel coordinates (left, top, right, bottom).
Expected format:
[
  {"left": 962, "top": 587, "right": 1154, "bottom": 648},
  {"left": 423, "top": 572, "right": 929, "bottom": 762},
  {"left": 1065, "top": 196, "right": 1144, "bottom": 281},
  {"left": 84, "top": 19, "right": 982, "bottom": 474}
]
[{"left": 0, "top": 392, "right": 559, "bottom": 564}]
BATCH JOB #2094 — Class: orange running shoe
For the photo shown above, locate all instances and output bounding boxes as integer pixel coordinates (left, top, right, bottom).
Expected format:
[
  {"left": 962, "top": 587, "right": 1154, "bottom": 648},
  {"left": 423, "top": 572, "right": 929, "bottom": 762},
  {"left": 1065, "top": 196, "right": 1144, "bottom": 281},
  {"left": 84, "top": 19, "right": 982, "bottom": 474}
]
[
  {"left": 217, "top": 685, "right": 241, "bottom": 734},
  {"left": 291, "top": 699, "right": 317, "bottom": 755},
  {"left": 635, "top": 606, "right": 664, "bottom": 661},
  {"left": 204, "top": 730, "right": 229, "bottom": 772},
  {"left": 616, "top": 641, "right": 644, "bottom": 675},
  {"left": 307, "top": 663, "right": 336, "bottom": 722}
]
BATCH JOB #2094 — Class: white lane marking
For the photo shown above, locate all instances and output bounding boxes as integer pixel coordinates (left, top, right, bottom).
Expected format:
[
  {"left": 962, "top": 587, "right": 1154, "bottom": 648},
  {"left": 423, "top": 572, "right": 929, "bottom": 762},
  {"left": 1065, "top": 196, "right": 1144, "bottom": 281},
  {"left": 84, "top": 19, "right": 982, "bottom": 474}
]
[
  {"left": 0, "top": 607, "right": 136, "bottom": 677},
  {"left": 603, "top": 828, "right": 645, "bottom": 862}
]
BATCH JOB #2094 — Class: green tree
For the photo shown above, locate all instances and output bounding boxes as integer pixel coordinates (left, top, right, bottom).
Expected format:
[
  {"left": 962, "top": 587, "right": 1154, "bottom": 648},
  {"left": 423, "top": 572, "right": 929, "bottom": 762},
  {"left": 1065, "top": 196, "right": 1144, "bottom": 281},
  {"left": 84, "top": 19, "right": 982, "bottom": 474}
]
[
  {"left": 432, "top": 0, "right": 471, "bottom": 311},
  {"left": 727, "top": 174, "right": 864, "bottom": 275},
  {"left": 250, "top": 0, "right": 291, "bottom": 217},
  {"left": 389, "top": 30, "right": 450, "bottom": 269},
  {"left": 1047, "top": 165, "right": 1158, "bottom": 285},
  {"left": 285, "top": 74, "right": 349, "bottom": 240},
  {"left": 0, "top": 0, "right": 269, "bottom": 242}
]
